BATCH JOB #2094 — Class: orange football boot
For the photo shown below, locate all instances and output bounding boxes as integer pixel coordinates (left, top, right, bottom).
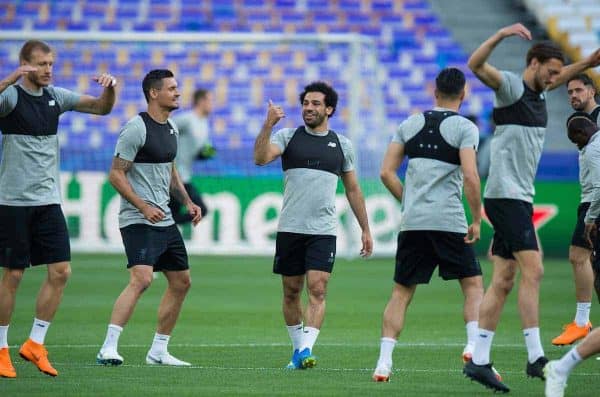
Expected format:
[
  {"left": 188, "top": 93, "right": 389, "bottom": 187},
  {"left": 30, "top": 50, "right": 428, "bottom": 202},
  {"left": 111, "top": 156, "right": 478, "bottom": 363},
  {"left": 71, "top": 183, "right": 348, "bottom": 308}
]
[
  {"left": 552, "top": 321, "right": 592, "bottom": 346},
  {"left": 0, "top": 347, "right": 16, "bottom": 378},
  {"left": 19, "top": 339, "right": 58, "bottom": 377}
]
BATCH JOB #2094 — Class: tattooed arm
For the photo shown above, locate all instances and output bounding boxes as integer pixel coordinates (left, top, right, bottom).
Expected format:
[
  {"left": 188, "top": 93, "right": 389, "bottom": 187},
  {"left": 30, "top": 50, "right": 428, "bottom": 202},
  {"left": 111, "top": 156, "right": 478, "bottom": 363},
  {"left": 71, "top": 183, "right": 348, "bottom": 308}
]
[
  {"left": 170, "top": 163, "right": 202, "bottom": 225},
  {"left": 108, "top": 156, "right": 165, "bottom": 223}
]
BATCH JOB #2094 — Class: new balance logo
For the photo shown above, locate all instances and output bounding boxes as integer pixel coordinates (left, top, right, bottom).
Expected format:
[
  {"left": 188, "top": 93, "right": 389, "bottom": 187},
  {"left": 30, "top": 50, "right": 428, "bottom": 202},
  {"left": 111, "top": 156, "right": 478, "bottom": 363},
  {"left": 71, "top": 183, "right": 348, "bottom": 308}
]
[
  {"left": 169, "top": 129, "right": 175, "bottom": 135},
  {"left": 48, "top": 100, "right": 55, "bottom": 106},
  {"left": 327, "top": 142, "right": 337, "bottom": 148}
]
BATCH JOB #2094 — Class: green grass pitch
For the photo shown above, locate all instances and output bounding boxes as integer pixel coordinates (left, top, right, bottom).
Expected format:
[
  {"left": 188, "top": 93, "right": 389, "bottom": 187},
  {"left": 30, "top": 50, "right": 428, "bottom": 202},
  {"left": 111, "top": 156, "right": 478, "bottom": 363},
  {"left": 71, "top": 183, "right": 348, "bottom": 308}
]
[{"left": 2, "top": 254, "right": 599, "bottom": 396}]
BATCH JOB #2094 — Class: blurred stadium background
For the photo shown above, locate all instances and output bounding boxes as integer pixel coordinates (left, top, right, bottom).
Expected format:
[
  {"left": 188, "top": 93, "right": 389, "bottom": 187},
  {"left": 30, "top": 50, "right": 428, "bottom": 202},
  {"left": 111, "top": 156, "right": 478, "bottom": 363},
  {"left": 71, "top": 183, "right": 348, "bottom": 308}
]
[{"left": 1, "top": 0, "right": 598, "bottom": 257}]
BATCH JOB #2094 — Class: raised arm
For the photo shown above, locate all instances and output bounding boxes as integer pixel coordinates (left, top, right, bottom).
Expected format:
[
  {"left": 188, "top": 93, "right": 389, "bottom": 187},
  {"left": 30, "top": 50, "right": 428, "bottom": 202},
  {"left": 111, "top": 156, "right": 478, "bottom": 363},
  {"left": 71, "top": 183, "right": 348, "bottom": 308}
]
[
  {"left": 170, "top": 163, "right": 202, "bottom": 226},
  {"left": 108, "top": 157, "right": 165, "bottom": 224},
  {"left": 548, "top": 49, "right": 600, "bottom": 91},
  {"left": 459, "top": 147, "right": 482, "bottom": 244},
  {"left": 254, "top": 100, "right": 284, "bottom": 165},
  {"left": 0, "top": 65, "right": 38, "bottom": 94},
  {"left": 379, "top": 142, "right": 405, "bottom": 202},
  {"left": 468, "top": 23, "right": 532, "bottom": 91},
  {"left": 73, "top": 73, "right": 117, "bottom": 115},
  {"left": 341, "top": 171, "right": 373, "bottom": 257}
]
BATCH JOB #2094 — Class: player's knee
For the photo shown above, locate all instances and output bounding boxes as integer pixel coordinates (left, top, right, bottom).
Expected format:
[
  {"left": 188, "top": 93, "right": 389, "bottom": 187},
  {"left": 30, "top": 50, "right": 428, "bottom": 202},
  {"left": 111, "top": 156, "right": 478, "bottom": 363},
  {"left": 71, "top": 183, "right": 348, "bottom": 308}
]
[
  {"left": 131, "top": 275, "right": 153, "bottom": 293},
  {"left": 3, "top": 269, "right": 25, "bottom": 290},
  {"left": 493, "top": 276, "right": 515, "bottom": 295},
  {"left": 174, "top": 275, "right": 191, "bottom": 293},
  {"left": 49, "top": 263, "right": 71, "bottom": 285},
  {"left": 569, "top": 254, "right": 589, "bottom": 270},
  {"left": 308, "top": 285, "right": 327, "bottom": 302},
  {"left": 283, "top": 286, "right": 302, "bottom": 303}
]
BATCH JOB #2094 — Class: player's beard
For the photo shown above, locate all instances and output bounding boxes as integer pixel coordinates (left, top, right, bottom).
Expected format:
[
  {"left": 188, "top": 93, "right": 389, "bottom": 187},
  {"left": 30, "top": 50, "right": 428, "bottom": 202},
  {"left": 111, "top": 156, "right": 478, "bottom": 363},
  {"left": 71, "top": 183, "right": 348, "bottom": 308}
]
[
  {"left": 303, "top": 111, "right": 326, "bottom": 129},
  {"left": 27, "top": 72, "right": 51, "bottom": 88}
]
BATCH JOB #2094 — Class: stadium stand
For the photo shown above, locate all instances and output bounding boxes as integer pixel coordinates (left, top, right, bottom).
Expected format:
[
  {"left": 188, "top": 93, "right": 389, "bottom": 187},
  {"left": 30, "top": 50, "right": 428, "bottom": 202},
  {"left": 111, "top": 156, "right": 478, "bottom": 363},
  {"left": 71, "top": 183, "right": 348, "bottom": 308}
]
[{"left": 0, "top": 0, "right": 565, "bottom": 179}]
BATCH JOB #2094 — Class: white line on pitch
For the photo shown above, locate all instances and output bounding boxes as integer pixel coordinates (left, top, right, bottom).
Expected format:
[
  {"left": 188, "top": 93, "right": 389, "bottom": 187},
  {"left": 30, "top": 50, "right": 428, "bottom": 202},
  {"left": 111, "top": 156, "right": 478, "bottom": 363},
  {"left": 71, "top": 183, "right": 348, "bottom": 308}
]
[{"left": 8, "top": 342, "right": 527, "bottom": 348}]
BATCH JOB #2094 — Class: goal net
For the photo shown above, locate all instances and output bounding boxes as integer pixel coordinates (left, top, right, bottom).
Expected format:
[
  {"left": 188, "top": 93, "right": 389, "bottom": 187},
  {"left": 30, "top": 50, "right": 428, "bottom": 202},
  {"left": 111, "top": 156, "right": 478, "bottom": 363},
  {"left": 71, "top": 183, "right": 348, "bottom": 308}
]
[{"left": 0, "top": 31, "right": 400, "bottom": 256}]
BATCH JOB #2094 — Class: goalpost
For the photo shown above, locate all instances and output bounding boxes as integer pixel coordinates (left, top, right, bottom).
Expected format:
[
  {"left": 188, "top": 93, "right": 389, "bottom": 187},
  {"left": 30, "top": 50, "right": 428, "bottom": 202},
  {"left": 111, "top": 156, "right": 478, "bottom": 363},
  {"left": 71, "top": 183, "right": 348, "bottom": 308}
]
[{"left": 0, "top": 30, "right": 400, "bottom": 256}]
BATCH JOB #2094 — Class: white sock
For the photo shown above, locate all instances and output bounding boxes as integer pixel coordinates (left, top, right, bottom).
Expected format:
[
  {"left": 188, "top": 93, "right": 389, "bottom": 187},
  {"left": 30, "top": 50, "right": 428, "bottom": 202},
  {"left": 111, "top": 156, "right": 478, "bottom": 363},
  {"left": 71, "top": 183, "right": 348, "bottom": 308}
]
[
  {"left": 300, "top": 327, "right": 319, "bottom": 351},
  {"left": 574, "top": 302, "right": 591, "bottom": 327},
  {"left": 101, "top": 324, "right": 123, "bottom": 352},
  {"left": 0, "top": 325, "right": 8, "bottom": 348},
  {"left": 554, "top": 346, "right": 583, "bottom": 376},
  {"left": 29, "top": 318, "right": 50, "bottom": 344},
  {"left": 523, "top": 327, "right": 545, "bottom": 363},
  {"left": 465, "top": 321, "right": 478, "bottom": 353},
  {"left": 376, "top": 337, "right": 396, "bottom": 367},
  {"left": 472, "top": 328, "right": 494, "bottom": 365},
  {"left": 286, "top": 323, "right": 304, "bottom": 351},
  {"left": 149, "top": 333, "right": 170, "bottom": 356}
]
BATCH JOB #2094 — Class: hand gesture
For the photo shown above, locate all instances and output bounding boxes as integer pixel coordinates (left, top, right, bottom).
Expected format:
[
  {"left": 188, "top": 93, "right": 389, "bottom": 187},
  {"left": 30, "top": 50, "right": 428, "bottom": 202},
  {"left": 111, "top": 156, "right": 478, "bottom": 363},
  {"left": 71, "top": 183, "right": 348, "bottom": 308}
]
[
  {"left": 6, "top": 65, "right": 38, "bottom": 85},
  {"left": 141, "top": 203, "right": 165, "bottom": 224},
  {"left": 464, "top": 222, "right": 481, "bottom": 244},
  {"left": 586, "top": 48, "right": 600, "bottom": 69},
  {"left": 93, "top": 72, "right": 117, "bottom": 88},
  {"left": 360, "top": 230, "right": 373, "bottom": 258},
  {"left": 584, "top": 222, "right": 597, "bottom": 248},
  {"left": 266, "top": 100, "right": 285, "bottom": 127},
  {"left": 498, "top": 23, "right": 532, "bottom": 41},
  {"left": 186, "top": 202, "right": 203, "bottom": 226}
]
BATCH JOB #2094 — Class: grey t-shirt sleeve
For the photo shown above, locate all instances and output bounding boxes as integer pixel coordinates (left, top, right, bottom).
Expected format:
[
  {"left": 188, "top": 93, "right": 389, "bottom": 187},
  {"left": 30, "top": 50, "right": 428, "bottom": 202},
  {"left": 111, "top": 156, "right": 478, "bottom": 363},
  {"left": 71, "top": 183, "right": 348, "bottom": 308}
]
[
  {"left": 460, "top": 119, "right": 480, "bottom": 150},
  {"left": 0, "top": 86, "right": 18, "bottom": 117},
  {"left": 270, "top": 127, "right": 295, "bottom": 152},
  {"left": 495, "top": 71, "right": 524, "bottom": 108},
  {"left": 114, "top": 117, "right": 146, "bottom": 161},
  {"left": 48, "top": 86, "right": 81, "bottom": 113},
  {"left": 339, "top": 135, "right": 355, "bottom": 172}
]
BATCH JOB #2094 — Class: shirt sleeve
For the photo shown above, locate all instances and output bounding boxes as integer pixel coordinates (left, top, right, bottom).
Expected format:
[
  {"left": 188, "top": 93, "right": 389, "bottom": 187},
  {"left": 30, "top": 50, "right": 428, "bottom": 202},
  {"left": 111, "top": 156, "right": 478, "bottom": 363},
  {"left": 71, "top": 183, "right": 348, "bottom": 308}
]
[
  {"left": 585, "top": 145, "right": 600, "bottom": 222},
  {"left": 460, "top": 119, "right": 480, "bottom": 150},
  {"left": 49, "top": 86, "right": 82, "bottom": 113},
  {"left": 114, "top": 117, "right": 146, "bottom": 161},
  {"left": 495, "top": 71, "right": 523, "bottom": 108},
  {"left": 339, "top": 135, "right": 355, "bottom": 172},
  {"left": 0, "top": 86, "right": 18, "bottom": 117},
  {"left": 270, "top": 128, "right": 294, "bottom": 152},
  {"left": 391, "top": 120, "right": 408, "bottom": 144}
]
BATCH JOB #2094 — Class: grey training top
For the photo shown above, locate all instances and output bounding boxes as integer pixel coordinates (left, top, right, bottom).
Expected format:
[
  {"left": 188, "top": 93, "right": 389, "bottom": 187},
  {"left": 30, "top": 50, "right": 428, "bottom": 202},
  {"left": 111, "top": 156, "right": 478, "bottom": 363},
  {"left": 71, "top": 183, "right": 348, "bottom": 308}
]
[
  {"left": 0, "top": 84, "right": 80, "bottom": 205},
  {"left": 579, "top": 107, "right": 600, "bottom": 203},
  {"left": 271, "top": 127, "right": 354, "bottom": 236},
  {"left": 484, "top": 71, "right": 547, "bottom": 203},
  {"left": 172, "top": 110, "right": 210, "bottom": 183},
  {"left": 583, "top": 133, "right": 600, "bottom": 222},
  {"left": 394, "top": 108, "right": 479, "bottom": 233},
  {"left": 114, "top": 114, "right": 179, "bottom": 228}
]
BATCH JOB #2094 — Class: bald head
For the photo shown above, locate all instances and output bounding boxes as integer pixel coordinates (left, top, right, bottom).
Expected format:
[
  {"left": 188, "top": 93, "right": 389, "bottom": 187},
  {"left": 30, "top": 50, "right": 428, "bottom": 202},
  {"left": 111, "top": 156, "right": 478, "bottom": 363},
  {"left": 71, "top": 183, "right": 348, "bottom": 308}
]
[{"left": 567, "top": 111, "right": 599, "bottom": 150}]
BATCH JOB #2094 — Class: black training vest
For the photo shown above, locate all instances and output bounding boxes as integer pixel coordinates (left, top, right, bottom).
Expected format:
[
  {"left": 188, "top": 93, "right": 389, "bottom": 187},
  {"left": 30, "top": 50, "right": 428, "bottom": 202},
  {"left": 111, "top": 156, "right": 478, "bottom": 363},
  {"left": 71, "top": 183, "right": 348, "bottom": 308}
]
[
  {"left": 281, "top": 126, "right": 345, "bottom": 176},
  {"left": 590, "top": 106, "right": 600, "bottom": 123},
  {"left": 404, "top": 110, "right": 461, "bottom": 165},
  {"left": 0, "top": 85, "right": 61, "bottom": 136},
  {"left": 492, "top": 81, "right": 547, "bottom": 127},
  {"left": 133, "top": 112, "right": 178, "bottom": 164}
]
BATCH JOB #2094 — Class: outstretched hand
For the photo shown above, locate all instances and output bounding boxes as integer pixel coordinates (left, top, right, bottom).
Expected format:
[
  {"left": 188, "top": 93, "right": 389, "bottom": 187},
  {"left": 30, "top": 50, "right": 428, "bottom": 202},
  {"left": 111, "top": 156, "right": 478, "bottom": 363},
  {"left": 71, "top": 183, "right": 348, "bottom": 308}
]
[
  {"left": 93, "top": 72, "right": 117, "bottom": 88},
  {"left": 586, "top": 48, "right": 600, "bottom": 69},
  {"left": 498, "top": 23, "right": 532, "bottom": 41}
]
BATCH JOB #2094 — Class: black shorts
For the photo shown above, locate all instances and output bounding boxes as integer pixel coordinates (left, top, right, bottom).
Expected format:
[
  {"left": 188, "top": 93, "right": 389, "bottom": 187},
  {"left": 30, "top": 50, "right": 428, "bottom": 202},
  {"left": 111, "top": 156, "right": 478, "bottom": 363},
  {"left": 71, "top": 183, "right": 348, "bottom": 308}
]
[
  {"left": 394, "top": 230, "right": 481, "bottom": 286},
  {"left": 0, "top": 204, "right": 71, "bottom": 269},
  {"left": 120, "top": 224, "right": 189, "bottom": 271},
  {"left": 484, "top": 198, "right": 539, "bottom": 260},
  {"left": 273, "top": 232, "right": 336, "bottom": 276},
  {"left": 571, "top": 202, "right": 600, "bottom": 250}
]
